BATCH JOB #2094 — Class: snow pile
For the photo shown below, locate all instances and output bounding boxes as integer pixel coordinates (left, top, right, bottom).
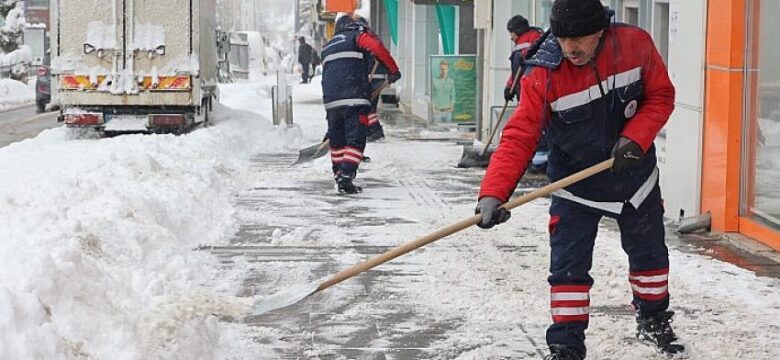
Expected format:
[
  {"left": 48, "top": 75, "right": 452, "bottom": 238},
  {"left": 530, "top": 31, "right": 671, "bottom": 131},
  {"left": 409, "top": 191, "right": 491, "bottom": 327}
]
[
  {"left": 0, "top": 1, "right": 25, "bottom": 33},
  {"left": 0, "top": 44, "right": 33, "bottom": 66},
  {"left": 0, "top": 78, "right": 34, "bottom": 111},
  {"left": 0, "top": 103, "right": 301, "bottom": 358}
]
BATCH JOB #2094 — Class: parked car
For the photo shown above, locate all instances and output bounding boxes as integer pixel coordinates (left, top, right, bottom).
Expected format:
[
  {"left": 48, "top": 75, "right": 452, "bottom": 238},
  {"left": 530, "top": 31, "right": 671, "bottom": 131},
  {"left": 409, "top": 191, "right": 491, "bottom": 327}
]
[{"left": 35, "top": 64, "right": 51, "bottom": 113}]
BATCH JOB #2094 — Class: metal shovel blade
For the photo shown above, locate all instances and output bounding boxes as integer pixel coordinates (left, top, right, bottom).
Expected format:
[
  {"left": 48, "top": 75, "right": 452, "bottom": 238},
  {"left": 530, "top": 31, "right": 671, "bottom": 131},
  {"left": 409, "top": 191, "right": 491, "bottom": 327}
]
[
  {"left": 250, "top": 282, "right": 320, "bottom": 316},
  {"left": 457, "top": 144, "right": 495, "bottom": 168},
  {"left": 292, "top": 140, "right": 329, "bottom": 165}
]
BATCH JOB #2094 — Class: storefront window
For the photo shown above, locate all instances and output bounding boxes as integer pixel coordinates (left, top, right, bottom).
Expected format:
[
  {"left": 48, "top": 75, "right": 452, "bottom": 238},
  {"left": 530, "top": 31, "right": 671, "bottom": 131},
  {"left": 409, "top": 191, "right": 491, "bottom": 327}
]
[
  {"left": 743, "top": 0, "right": 780, "bottom": 230},
  {"left": 26, "top": 0, "right": 49, "bottom": 8},
  {"left": 534, "top": 0, "right": 553, "bottom": 30}
]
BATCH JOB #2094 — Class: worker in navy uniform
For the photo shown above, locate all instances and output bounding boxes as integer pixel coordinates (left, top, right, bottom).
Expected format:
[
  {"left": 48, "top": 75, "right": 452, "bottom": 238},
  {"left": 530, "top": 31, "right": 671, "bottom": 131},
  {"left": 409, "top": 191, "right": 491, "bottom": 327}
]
[
  {"left": 475, "top": 1, "right": 684, "bottom": 359},
  {"left": 320, "top": 14, "right": 401, "bottom": 194}
]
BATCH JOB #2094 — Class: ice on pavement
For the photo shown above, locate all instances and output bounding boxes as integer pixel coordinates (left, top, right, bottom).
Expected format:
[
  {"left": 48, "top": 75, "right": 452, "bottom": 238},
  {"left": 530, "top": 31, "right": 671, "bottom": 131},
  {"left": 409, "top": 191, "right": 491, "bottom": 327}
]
[{"left": 0, "top": 72, "right": 778, "bottom": 359}]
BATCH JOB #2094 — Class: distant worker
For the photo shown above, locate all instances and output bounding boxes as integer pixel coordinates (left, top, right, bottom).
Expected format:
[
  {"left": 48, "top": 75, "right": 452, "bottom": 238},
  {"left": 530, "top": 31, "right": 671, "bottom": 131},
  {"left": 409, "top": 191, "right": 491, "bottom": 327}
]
[
  {"left": 320, "top": 14, "right": 401, "bottom": 194},
  {"left": 355, "top": 17, "right": 395, "bottom": 142},
  {"left": 505, "top": 14, "right": 548, "bottom": 172},
  {"left": 504, "top": 14, "right": 543, "bottom": 101}
]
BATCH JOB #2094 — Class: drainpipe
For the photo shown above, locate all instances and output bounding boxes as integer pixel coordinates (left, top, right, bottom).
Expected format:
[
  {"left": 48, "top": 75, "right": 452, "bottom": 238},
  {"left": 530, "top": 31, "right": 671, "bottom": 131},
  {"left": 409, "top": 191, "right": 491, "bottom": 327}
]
[{"left": 475, "top": 28, "right": 484, "bottom": 140}]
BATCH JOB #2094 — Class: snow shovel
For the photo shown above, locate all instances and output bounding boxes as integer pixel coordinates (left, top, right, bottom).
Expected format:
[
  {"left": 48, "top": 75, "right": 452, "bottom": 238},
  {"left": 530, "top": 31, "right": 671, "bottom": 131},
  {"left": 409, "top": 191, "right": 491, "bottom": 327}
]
[
  {"left": 292, "top": 139, "right": 330, "bottom": 165},
  {"left": 250, "top": 158, "right": 614, "bottom": 315},
  {"left": 457, "top": 68, "right": 523, "bottom": 168}
]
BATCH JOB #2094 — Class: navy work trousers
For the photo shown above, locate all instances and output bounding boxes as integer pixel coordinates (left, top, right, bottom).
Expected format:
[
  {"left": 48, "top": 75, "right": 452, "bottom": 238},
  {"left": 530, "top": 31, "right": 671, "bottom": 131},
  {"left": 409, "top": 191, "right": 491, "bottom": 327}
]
[
  {"left": 546, "top": 185, "right": 670, "bottom": 358},
  {"left": 327, "top": 107, "right": 367, "bottom": 179}
]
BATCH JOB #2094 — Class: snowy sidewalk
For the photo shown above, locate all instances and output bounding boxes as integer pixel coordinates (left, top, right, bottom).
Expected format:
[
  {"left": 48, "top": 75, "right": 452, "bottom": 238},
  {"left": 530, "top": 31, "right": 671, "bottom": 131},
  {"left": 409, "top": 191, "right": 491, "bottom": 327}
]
[
  {"left": 213, "top": 77, "right": 780, "bottom": 359},
  {"left": 2, "top": 74, "right": 777, "bottom": 359}
]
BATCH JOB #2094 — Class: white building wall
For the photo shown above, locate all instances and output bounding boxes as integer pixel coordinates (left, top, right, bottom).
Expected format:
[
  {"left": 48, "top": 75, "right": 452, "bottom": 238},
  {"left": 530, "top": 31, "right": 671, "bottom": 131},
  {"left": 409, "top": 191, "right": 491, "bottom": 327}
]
[
  {"left": 396, "top": 0, "right": 412, "bottom": 108},
  {"left": 396, "top": 2, "right": 435, "bottom": 120},
  {"left": 657, "top": 0, "right": 707, "bottom": 219}
]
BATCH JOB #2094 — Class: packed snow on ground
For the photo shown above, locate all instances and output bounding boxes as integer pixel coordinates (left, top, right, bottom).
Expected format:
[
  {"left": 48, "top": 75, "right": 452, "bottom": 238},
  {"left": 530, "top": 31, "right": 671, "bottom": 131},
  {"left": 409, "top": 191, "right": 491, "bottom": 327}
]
[
  {"left": 219, "top": 76, "right": 780, "bottom": 359},
  {"left": 0, "top": 78, "right": 35, "bottom": 111},
  {"left": 1, "top": 73, "right": 779, "bottom": 359}
]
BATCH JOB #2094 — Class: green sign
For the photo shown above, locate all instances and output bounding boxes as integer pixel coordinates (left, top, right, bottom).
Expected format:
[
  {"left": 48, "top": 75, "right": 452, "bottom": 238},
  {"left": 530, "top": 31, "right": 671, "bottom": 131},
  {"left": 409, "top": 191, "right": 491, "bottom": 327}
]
[
  {"left": 383, "top": 0, "right": 398, "bottom": 45},
  {"left": 429, "top": 55, "right": 477, "bottom": 123},
  {"left": 435, "top": 5, "right": 455, "bottom": 55}
]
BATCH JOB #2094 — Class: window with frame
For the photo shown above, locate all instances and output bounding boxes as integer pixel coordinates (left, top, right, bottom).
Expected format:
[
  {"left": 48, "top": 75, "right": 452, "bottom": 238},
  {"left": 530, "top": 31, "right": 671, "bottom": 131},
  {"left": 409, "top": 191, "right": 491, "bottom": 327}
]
[{"left": 742, "top": 0, "right": 780, "bottom": 230}]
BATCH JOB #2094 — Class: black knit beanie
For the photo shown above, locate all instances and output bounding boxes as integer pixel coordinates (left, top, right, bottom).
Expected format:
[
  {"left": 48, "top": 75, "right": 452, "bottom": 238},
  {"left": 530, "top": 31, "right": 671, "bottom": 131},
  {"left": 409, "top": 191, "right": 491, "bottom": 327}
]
[
  {"left": 507, "top": 15, "right": 530, "bottom": 36},
  {"left": 550, "top": 0, "right": 609, "bottom": 38}
]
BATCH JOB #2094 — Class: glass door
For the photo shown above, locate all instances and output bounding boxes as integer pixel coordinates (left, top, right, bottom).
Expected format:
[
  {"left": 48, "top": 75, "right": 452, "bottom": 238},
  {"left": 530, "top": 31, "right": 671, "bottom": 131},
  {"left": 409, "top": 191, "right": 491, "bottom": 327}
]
[{"left": 742, "top": 0, "right": 780, "bottom": 230}]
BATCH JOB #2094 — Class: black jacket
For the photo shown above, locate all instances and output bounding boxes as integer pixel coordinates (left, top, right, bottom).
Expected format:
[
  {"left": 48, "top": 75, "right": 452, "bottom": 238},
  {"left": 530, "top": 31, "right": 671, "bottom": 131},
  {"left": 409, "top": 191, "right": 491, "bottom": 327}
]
[{"left": 298, "top": 43, "right": 313, "bottom": 64}]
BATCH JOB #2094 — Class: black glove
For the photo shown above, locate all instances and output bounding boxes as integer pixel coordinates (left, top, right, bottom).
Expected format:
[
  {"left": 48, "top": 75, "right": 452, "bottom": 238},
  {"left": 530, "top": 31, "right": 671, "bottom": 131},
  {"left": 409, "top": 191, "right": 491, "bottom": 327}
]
[
  {"left": 611, "top": 136, "right": 644, "bottom": 172},
  {"left": 475, "top": 197, "right": 511, "bottom": 229},
  {"left": 388, "top": 71, "right": 402, "bottom": 84},
  {"left": 503, "top": 86, "right": 515, "bottom": 102}
]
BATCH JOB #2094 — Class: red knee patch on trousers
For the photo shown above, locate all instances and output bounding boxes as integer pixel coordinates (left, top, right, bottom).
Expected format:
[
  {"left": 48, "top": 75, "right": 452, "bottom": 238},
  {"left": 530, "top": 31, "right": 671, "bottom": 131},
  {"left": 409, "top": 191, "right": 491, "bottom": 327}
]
[{"left": 549, "top": 215, "right": 560, "bottom": 235}]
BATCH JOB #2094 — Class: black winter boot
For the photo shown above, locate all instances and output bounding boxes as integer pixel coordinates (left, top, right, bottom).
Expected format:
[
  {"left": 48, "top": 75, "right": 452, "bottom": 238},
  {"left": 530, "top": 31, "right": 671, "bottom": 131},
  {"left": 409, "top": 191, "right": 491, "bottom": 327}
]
[
  {"left": 335, "top": 174, "right": 362, "bottom": 194},
  {"left": 636, "top": 310, "right": 685, "bottom": 355},
  {"left": 366, "top": 124, "right": 385, "bottom": 142},
  {"left": 544, "top": 344, "right": 583, "bottom": 360}
]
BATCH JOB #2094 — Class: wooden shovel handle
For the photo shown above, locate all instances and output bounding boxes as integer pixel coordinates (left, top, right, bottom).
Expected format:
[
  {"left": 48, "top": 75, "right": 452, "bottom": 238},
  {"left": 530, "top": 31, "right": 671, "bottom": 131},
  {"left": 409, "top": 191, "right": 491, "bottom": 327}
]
[
  {"left": 316, "top": 158, "right": 614, "bottom": 292},
  {"left": 317, "top": 139, "right": 330, "bottom": 151},
  {"left": 480, "top": 68, "right": 524, "bottom": 157}
]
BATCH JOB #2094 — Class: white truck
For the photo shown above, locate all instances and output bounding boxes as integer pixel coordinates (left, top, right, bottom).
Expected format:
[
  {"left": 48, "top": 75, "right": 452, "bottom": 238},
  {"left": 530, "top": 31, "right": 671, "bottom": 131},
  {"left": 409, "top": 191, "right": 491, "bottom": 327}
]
[{"left": 50, "top": 0, "right": 217, "bottom": 133}]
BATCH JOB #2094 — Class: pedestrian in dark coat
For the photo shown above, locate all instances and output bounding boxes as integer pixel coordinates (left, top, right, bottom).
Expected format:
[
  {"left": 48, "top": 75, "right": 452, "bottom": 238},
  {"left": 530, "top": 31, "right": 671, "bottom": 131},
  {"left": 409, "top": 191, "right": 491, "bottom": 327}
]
[
  {"left": 298, "top": 37, "right": 313, "bottom": 83},
  {"left": 474, "top": 1, "right": 684, "bottom": 359}
]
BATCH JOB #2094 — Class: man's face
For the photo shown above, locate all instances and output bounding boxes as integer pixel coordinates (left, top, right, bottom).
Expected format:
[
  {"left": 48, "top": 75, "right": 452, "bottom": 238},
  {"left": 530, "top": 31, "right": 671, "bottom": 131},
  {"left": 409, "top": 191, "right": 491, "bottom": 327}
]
[
  {"left": 509, "top": 32, "right": 519, "bottom": 43},
  {"left": 557, "top": 30, "right": 603, "bottom": 66},
  {"left": 439, "top": 62, "right": 449, "bottom": 77}
]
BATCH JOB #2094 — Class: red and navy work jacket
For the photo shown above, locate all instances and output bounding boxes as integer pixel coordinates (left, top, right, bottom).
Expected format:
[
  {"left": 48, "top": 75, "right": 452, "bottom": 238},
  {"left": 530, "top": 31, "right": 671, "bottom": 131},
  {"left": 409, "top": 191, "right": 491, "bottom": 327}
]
[
  {"left": 481, "top": 24, "right": 675, "bottom": 214},
  {"left": 365, "top": 32, "right": 395, "bottom": 95},
  {"left": 506, "top": 28, "right": 544, "bottom": 94},
  {"left": 321, "top": 27, "right": 399, "bottom": 112}
]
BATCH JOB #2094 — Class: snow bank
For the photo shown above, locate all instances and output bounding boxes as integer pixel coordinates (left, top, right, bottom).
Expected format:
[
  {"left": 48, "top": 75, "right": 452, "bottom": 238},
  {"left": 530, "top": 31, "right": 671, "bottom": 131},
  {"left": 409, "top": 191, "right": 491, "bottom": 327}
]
[
  {"left": 0, "top": 78, "right": 35, "bottom": 111},
  {"left": 0, "top": 2, "right": 26, "bottom": 33},
  {"left": 0, "top": 45, "right": 33, "bottom": 67},
  {"left": 0, "top": 103, "right": 301, "bottom": 358}
]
